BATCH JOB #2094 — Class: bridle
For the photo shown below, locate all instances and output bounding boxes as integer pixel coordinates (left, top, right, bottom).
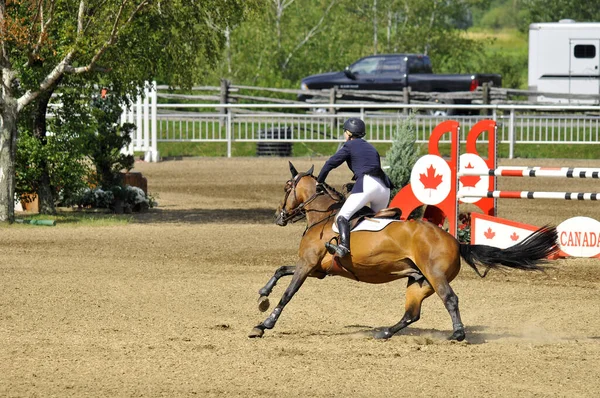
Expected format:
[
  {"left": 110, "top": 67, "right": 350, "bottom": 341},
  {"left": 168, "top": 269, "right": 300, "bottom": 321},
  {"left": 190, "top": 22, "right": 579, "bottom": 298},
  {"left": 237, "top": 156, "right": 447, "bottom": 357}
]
[
  {"left": 277, "top": 174, "right": 343, "bottom": 230},
  {"left": 277, "top": 174, "right": 321, "bottom": 225}
]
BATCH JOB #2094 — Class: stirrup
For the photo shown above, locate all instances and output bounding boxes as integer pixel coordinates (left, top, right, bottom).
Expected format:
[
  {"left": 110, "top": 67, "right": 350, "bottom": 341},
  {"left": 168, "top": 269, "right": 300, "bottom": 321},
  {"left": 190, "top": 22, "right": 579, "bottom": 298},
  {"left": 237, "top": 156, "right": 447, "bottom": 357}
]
[{"left": 325, "top": 242, "right": 350, "bottom": 257}]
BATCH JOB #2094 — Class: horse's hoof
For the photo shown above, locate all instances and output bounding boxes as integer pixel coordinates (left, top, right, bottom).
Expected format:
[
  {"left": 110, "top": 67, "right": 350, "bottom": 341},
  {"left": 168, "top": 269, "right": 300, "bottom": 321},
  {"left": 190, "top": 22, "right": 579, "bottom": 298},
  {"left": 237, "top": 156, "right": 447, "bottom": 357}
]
[
  {"left": 248, "top": 327, "right": 265, "bottom": 338},
  {"left": 448, "top": 329, "right": 465, "bottom": 341},
  {"left": 257, "top": 296, "right": 270, "bottom": 312},
  {"left": 374, "top": 328, "right": 393, "bottom": 340}
]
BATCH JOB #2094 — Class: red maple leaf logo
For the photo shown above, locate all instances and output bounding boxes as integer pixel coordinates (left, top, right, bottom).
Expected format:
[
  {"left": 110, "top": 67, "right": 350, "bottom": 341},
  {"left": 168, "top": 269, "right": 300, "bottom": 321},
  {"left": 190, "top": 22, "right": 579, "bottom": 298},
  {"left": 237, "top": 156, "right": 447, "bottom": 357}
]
[
  {"left": 510, "top": 232, "right": 520, "bottom": 241},
  {"left": 419, "top": 165, "right": 443, "bottom": 190},
  {"left": 484, "top": 228, "right": 495, "bottom": 239},
  {"left": 459, "top": 163, "right": 481, "bottom": 188}
]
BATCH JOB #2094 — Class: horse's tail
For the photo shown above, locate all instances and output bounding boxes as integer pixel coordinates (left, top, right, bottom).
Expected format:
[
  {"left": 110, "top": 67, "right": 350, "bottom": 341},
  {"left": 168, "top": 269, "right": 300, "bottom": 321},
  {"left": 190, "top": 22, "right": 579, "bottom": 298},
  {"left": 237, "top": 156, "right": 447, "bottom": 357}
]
[{"left": 459, "top": 226, "right": 560, "bottom": 278}]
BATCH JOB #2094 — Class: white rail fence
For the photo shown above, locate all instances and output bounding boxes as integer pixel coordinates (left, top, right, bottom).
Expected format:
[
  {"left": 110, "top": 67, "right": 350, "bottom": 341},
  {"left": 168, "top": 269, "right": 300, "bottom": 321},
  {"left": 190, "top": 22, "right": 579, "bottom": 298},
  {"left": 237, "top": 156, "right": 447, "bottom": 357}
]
[{"left": 122, "top": 84, "right": 600, "bottom": 162}]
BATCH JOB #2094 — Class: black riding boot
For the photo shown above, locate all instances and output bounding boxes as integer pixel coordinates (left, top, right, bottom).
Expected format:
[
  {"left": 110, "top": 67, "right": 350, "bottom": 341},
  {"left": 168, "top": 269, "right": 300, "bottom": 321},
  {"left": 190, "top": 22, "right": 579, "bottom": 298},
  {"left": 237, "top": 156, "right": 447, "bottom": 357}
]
[{"left": 326, "top": 217, "right": 351, "bottom": 257}]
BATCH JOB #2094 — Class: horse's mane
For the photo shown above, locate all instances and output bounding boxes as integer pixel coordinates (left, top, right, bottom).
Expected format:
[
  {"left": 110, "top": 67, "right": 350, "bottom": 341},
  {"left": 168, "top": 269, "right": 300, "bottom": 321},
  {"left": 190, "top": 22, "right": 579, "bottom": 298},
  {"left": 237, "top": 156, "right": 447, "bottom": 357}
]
[{"left": 307, "top": 174, "right": 345, "bottom": 201}]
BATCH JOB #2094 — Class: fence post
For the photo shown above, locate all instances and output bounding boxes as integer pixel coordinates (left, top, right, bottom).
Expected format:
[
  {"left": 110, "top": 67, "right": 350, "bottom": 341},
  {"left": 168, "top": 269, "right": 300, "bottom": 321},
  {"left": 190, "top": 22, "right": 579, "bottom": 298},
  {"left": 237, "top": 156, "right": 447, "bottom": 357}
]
[
  {"left": 403, "top": 86, "right": 410, "bottom": 115},
  {"left": 143, "top": 83, "right": 151, "bottom": 162},
  {"left": 220, "top": 79, "right": 230, "bottom": 130},
  {"left": 220, "top": 78, "right": 230, "bottom": 106},
  {"left": 329, "top": 87, "right": 337, "bottom": 134},
  {"left": 121, "top": 102, "right": 133, "bottom": 155},
  {"left": 136, "top": 94, "right": 143, "bottom": 154},
  {"left": 328, "top": 87, "right": 337, "bottom": 113},
  {"left": 482, "top": 82, "right": 491, "bottom": 116},
  {"left": 227, "top": 109, "right": 232, "bottom": 158},
  {"left": 509, "top": 108, "right": 516, "bottom": 159},
  {"left": 150, "top": 81, "right": 159, "bottom": 162}
]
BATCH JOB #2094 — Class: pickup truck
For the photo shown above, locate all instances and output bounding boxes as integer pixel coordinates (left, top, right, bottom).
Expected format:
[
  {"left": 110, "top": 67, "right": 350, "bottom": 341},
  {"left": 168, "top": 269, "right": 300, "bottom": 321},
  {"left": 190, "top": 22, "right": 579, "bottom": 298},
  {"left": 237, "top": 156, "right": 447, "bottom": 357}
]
[{"left": 298, "top": 54, "right": 502, "bottom": 114}]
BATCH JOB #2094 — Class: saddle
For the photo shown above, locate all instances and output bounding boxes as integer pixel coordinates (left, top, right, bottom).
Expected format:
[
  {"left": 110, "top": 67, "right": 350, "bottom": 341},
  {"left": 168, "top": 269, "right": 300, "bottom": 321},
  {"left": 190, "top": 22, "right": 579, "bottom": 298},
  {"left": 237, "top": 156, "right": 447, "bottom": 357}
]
[
  {"left": 348, "top": 206, "right": 402, "bottom": 230},
  {"left": 321, "top": 184, "right": 402, "bottom": 231}
]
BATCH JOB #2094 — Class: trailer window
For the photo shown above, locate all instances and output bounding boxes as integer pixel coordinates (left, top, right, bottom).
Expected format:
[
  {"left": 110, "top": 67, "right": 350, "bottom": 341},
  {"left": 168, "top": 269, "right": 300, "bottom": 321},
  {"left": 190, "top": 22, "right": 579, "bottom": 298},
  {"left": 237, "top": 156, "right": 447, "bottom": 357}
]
[{"left": 574, "top": 45, "right": 596, "bottom": 59}]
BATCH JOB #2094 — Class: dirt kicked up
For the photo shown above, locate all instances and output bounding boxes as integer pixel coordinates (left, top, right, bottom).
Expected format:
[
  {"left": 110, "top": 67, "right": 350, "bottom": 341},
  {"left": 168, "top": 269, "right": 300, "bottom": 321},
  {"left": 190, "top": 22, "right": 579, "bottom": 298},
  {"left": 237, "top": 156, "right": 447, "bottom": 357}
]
[{"left": 1, "top": 157, "right": 599, "bottom": 397}]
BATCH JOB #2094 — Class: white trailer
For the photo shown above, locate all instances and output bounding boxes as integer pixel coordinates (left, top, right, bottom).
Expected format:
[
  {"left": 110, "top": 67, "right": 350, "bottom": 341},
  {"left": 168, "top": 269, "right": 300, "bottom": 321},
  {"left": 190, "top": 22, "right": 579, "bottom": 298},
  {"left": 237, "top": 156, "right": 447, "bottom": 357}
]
[{"left": 528, "top": 20, "right": 600, "bottom": 104}]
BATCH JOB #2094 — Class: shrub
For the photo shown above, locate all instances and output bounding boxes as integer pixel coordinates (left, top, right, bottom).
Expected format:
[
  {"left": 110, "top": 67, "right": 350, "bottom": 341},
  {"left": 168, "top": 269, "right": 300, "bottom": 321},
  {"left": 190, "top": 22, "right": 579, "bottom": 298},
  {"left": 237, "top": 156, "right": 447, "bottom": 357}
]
[
  {"left": 384, "top": 113, "right": 420, "bottom": 198},
  {"left": 457, "top": 212, "right": 472, "bottom": 243},
  {"left": 71, "top": 185, "right": 157, "bottom": 213},
  {"left": 86, "top": 96, "right": 135, "bottom": 189},
  {"left": 384, "top": 113, "right": 425, "bottom": 219}
]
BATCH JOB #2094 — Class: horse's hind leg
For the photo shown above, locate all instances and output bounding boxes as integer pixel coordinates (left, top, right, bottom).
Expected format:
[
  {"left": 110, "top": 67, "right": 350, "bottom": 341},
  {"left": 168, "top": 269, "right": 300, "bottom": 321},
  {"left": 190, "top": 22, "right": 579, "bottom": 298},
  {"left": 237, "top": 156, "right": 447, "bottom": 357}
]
[
  {"left": 374, "top": 278, "right": 434, "bottom": 340},
  {"left": 256, "top": 265, "right": 296, "bottom": 312},
  {"left": 429, "top": 276, "right": 465, "bottom": 341},
  {"left": 441, "top": 285, "right": 465, "bottom": 341}
]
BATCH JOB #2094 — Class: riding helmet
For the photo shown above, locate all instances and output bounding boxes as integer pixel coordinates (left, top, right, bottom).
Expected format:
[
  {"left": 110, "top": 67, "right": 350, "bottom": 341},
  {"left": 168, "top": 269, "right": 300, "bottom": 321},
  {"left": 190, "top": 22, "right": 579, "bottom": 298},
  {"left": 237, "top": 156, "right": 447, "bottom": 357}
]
[{"left": 343, "top": 117, "right": 366, "bottom": 138}]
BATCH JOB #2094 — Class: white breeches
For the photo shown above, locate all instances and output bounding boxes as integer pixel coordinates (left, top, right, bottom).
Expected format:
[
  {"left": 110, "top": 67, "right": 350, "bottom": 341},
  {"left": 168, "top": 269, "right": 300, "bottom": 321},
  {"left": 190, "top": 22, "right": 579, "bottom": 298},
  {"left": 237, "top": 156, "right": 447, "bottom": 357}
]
[{"left": 336, "top": 175, "right": 390, "bottom": 221}]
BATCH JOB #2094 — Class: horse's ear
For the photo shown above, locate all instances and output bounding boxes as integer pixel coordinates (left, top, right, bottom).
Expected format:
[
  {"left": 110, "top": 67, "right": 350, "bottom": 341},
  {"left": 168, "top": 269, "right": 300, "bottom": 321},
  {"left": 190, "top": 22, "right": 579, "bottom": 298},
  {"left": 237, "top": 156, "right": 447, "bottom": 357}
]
[
  {"left": 289, "top": 161, "right": 298, "bottom": 177},
  {"left": 307, "top": 165, "right": 314, "bottom": 176}
]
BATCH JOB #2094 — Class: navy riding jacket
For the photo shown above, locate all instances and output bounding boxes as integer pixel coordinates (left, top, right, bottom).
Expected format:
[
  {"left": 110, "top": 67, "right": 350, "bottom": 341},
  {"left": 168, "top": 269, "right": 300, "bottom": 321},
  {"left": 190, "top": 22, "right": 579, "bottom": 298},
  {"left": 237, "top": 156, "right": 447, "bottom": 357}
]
[{"left": 316, "top": 138, "right": 393, "bottom": 193}]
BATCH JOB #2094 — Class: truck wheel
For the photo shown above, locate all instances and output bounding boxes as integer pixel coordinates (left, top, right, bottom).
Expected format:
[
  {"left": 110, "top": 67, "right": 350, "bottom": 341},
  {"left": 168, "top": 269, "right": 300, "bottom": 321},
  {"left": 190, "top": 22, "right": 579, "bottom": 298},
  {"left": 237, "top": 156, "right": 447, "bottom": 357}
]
[{"left": 429, "top": 99, "right": 456, "bottom": 117}]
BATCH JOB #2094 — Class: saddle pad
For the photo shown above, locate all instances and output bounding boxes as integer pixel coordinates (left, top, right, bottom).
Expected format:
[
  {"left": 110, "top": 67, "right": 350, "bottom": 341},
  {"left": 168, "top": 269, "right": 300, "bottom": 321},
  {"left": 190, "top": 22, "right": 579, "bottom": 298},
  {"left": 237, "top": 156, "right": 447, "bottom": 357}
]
[{"left": 332, "top": 218, "right": 403, "bottom": 233}]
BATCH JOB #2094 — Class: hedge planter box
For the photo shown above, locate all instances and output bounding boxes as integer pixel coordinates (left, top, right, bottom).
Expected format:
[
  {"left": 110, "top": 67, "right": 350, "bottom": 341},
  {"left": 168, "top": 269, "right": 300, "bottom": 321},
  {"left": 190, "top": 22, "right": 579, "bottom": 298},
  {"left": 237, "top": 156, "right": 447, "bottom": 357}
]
[
  {"left": 120, "top": 172, "right": 148, "bottom": 194},
  {"left": 20, "top": 194, "right": 39, "bottom": 213}
]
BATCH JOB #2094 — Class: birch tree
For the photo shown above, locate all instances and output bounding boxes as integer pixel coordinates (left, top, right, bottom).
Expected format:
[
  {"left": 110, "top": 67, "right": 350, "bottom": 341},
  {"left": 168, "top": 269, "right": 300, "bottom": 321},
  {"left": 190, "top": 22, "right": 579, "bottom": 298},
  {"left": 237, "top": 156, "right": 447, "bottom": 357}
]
[{"left": 0, "top": 0, "right": 261, "bottom": 223}]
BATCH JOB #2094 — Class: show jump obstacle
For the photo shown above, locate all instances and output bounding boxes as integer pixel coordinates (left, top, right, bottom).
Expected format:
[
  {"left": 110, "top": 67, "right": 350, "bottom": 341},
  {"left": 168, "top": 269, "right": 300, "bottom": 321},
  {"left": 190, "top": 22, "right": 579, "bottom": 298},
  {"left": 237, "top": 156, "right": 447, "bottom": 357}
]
[
  {"left": 389, "top": 119, "right": 600, "bottom": 258},
  {"left": 389, "top": 119, "right": 498, "bottom": 238}
]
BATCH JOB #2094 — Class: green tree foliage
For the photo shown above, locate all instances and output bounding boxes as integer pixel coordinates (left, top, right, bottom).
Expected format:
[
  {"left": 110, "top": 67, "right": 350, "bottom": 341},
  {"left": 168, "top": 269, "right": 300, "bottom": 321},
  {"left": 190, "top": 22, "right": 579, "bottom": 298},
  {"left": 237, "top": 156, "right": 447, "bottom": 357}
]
[
  {"left": 211, "top": 0, "right": 346, "bottom": 87},
  {"left": 206, "top": 0, "right": 495, "bottom": 86},
  {"left": 472, "top": 0, "right": 600, "bottom": 33},
  {"left": 17, "top": 85, "right": 135, "bottom": 209},
  {"left": 213, "top": 0, "right": 593, "bottom": 90},
  {"left": 15, "top": 90, "right": 92, "bottom": 207},
  {"left": 519, "top": 0, "right": 600, "bottom": 31},
  {"left": 471, "top": 0, "right": 523, "bottom": 29},
  {"left": 481, "top": 50, "right": 528, "bottom": 88},
  {"left": 1, "top": 0, "right": 265, "bottom": 222}
]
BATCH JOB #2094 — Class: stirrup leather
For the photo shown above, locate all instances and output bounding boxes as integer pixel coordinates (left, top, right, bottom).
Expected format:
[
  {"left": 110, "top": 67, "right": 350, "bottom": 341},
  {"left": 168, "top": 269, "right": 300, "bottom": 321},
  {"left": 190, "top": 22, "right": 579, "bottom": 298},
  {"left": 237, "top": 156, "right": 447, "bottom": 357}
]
[
  {"left": 328, "top": 216, "right": 351, "bottom": 257},
  {"left": 325, "top": 240, "right": 350, "bottom": 257}
]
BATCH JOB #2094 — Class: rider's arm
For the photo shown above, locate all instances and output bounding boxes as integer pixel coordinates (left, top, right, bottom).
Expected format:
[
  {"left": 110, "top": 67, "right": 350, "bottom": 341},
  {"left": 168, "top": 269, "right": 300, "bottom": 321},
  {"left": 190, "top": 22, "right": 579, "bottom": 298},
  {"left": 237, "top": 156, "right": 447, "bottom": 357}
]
[{"left": 316, "top": 144, "right": 350, "bottom": 183}]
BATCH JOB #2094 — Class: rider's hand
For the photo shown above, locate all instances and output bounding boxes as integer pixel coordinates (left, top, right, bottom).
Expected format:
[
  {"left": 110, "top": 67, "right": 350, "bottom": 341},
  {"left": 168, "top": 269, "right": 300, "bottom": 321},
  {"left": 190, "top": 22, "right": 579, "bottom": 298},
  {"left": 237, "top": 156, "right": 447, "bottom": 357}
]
[{"left": 315, "top": 183, "right": 326, "bottom": 194}]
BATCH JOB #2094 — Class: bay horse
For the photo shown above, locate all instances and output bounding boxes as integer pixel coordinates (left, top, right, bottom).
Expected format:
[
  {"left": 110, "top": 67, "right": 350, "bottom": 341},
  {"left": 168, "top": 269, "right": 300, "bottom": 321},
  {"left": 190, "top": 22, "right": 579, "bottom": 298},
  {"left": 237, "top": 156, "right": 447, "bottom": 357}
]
[{"left": 249, "top": 162, "right": 560, "bottom": 341}]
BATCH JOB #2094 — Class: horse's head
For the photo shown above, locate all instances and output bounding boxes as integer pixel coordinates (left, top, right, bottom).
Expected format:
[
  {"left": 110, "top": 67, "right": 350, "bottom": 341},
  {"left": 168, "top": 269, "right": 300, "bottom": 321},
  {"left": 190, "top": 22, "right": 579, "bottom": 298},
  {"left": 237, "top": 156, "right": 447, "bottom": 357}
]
[{"left": 275, "top": 162, "right": 316, "bottom": 226}]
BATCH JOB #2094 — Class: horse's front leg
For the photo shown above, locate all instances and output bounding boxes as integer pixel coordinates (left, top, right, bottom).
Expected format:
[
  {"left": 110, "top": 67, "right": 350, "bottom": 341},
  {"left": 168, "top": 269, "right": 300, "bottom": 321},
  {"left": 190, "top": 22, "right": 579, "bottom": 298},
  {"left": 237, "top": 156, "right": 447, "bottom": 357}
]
[
  {"left": 256, "top": 265, "right": 296, "bottom": 312},
  {"left": 249, "top": 264, "right": 312, "bottom": 338}
]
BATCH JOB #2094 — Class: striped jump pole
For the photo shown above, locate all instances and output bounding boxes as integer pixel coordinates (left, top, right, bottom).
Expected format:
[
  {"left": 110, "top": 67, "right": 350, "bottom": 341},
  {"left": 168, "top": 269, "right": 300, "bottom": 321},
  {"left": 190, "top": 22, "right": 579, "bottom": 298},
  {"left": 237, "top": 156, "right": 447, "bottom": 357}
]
[
  {"left": 459, "top": 166, "right": 600, "bottom": 179},
  {"left": 458, "top": 191, "right": 600, "bottom": 200}
]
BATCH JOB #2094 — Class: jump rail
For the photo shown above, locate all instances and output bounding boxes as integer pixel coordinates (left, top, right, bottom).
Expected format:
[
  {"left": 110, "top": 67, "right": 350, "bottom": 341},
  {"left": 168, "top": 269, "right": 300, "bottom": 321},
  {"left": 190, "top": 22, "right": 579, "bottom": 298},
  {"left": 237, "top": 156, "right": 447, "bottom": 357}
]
[
  {"left": 458, "top": 165, "right": 600, "bottom": 201},
  {"left": 459, "top": 167, "right": 600, "bottom": 178},
  {"left": 457, "top": 191, "right": 600, "bottom": 200}
]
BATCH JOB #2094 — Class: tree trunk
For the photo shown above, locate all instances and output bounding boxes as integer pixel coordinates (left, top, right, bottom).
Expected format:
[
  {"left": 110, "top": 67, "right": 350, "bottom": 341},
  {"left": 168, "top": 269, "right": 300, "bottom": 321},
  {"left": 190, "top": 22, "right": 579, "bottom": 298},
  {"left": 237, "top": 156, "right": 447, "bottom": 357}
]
[
  {"left": 0, "top": 98, "right": 19, "bottom": 223},
  {"left": 372, "top": 0, "right": 378, "bottom": 54},
  {"left": 32, "top": 89, "right": 57, "bottom": 215}
]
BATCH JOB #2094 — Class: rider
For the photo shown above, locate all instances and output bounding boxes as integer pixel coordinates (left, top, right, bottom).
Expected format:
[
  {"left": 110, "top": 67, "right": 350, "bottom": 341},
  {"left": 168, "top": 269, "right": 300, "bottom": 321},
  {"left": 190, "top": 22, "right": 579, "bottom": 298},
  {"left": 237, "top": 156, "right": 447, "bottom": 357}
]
[{"left": 316, "top": 117, "right": 393, "bottom": 257}]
